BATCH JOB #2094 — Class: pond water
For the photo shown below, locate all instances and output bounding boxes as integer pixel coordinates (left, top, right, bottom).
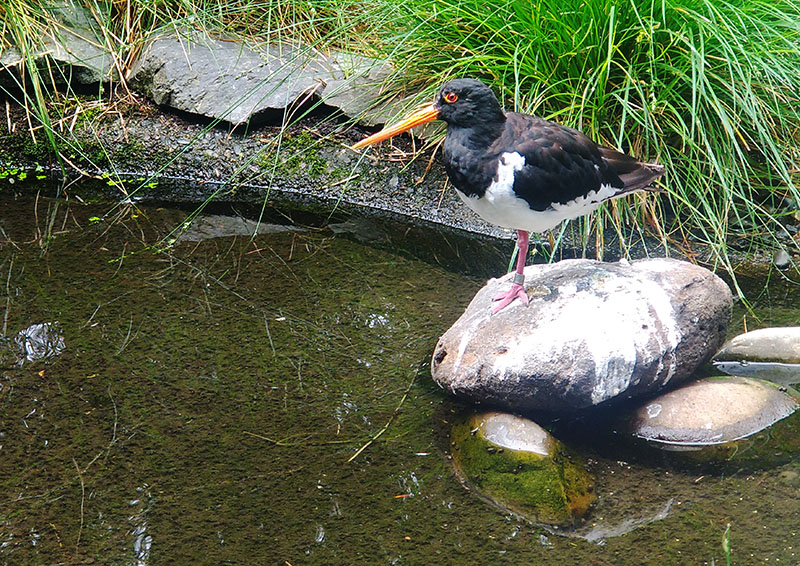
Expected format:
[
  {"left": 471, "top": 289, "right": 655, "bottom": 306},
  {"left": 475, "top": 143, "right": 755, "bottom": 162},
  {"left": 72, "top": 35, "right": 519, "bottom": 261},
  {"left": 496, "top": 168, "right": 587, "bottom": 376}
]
[{"left": 1, "top": 189, "right": 798, "bottom": 565}]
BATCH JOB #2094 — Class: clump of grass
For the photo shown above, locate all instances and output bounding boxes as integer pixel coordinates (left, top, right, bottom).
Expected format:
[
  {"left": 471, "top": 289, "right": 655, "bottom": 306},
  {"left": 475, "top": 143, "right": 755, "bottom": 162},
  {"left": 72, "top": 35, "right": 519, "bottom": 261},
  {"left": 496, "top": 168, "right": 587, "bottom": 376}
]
[
  {"left": 1, "top": 0, "right": 380, "bottom": 178},
  {"left": 376, "top": 0, "right": 800, "bottom": 273}
]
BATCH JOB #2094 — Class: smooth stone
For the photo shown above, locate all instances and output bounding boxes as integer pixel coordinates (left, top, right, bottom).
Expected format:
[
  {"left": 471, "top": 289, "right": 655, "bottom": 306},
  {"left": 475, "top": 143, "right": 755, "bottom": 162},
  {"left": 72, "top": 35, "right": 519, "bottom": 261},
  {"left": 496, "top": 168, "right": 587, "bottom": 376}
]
[
  {"left": 477, "top": 412, "right": 552, "bottom": 455},
  {"left": 450, "top": 412, "right": 594, "bottom": 527},
  {"left": 628, "top": 376, "right": 799, "bottom": 447},
  {"left": 714, "top": 327, "right": 800, "bottom": 386},
  {"left": 772, "top": 248, "right": 792, "bottom": 268},
  {"left": 431, "top": 258, "right": 732, "bottom": 414},
  {"left": 714, "top": 327, "right": 800, "bottom": 363}
]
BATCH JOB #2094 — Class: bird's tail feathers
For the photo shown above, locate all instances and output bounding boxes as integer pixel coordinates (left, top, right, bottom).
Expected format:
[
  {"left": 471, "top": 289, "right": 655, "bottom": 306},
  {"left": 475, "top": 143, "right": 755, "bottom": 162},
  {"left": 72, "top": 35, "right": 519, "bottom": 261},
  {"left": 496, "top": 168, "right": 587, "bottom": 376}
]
[{"left": 600, "top": 147, "right": 666, "bottom": 193}]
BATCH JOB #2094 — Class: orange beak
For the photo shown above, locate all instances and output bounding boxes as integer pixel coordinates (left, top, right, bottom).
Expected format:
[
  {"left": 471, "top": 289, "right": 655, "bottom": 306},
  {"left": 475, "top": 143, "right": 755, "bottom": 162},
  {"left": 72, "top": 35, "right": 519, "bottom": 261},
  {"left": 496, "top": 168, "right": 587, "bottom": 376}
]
[{"left": 351, "top": 104, "right": 440, "bottom": 149}]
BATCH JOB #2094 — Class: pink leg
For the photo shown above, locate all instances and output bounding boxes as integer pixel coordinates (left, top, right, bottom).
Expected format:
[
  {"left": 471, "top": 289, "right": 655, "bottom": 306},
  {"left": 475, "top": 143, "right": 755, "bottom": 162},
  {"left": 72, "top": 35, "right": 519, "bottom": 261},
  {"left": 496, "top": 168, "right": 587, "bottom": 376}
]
[{"left": 492, "top": 230, "right": 530, "bottom": 313}]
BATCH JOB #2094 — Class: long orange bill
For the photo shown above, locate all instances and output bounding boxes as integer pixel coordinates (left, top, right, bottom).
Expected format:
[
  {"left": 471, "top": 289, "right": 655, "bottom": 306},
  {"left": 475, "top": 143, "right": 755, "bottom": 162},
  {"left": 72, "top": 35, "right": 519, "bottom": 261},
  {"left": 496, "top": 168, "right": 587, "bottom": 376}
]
[{"left": 351, "top": 104, "right": 440, "bottom": 149}]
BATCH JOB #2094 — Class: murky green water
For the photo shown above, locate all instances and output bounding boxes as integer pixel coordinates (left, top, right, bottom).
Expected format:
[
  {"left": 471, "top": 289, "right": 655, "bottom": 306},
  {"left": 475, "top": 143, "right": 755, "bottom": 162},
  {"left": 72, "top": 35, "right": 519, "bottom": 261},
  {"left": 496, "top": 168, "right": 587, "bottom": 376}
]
[{"left": 1, "top": 190, "right": 798, "bottom": 565}]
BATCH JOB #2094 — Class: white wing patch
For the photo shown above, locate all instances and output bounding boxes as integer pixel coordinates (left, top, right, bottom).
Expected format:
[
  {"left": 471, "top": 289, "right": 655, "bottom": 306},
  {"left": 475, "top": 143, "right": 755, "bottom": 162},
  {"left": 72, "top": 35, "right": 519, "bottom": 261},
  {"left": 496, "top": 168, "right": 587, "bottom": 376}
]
[
  {"left": 551, "top": 183, "right": 618, "bottom": 211},
  {"left": 455, "top": 151, "right": 622, "bottom": 233}
]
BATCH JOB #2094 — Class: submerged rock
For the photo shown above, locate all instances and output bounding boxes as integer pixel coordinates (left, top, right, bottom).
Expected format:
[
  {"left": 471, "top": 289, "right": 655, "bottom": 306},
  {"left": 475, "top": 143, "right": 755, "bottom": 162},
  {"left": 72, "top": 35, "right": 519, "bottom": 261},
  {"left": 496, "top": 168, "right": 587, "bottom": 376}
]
[
  {"left": 450, "top": 412, "right": 594, "bottom": 527},
  {"left": 176, "top": 214, "right": 304, "bottom": 242},
  {"left": 627, "top": 376, "right": 799, "bottom": 448},
  {"left": 431, "top": 258, "right": 731, "bottom": 414}
]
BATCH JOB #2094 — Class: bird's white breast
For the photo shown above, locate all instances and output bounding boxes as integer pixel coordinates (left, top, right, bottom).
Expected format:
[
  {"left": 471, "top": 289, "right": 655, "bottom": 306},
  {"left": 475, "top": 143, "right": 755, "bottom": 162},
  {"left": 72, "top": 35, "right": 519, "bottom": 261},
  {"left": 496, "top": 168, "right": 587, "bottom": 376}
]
[{"left": 455, "top": 152, "right": 617, "bottom": 233}]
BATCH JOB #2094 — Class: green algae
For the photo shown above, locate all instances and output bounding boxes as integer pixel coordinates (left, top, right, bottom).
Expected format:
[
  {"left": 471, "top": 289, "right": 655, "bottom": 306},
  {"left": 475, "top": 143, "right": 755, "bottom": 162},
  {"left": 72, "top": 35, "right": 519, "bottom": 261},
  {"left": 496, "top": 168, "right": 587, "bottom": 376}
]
[{"left": 450, "top": 413, "right": 595, "bottom": 527}]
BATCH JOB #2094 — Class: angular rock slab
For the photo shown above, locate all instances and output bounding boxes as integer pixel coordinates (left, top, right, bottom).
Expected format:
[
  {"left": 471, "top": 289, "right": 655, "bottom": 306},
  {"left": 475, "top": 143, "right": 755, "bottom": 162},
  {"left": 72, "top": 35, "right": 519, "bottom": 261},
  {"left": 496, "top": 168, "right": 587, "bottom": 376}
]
[
  {"left": 43, "top": 1, "right": 116, "bottom": 84},
  {"left": 431, "top": 258, "right": 731, "bottom": 414},
  {"left": 128, "top": 31, "right": 396, "bottom": 127},
  {"left": 1, "top": 2, "right": 114, "bottom": 88},
  {"left": 628, "top": 376, "right": 799, "bottom": 447}
]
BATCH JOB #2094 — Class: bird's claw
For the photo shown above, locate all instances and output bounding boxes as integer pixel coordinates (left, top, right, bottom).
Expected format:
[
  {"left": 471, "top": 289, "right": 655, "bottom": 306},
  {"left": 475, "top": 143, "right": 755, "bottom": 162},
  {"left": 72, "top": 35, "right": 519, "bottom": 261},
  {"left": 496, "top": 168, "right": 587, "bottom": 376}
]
[{"left": 491, "top": 283, "right": 528, "bottom": 313}]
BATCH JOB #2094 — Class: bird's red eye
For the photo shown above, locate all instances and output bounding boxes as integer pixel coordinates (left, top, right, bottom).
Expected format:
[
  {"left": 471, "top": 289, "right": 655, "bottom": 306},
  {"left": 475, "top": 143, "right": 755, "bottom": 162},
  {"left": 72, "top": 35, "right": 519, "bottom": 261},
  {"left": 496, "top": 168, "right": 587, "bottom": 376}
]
[{"left": 443, "top": 92, "right": 458, "bottom": 103}]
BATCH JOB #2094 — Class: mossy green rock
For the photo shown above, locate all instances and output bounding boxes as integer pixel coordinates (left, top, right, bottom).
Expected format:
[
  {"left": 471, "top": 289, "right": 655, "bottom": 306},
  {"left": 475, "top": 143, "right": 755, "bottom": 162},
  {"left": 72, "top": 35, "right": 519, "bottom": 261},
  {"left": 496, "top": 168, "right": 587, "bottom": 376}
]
[{"left": 450, "top": 412, "right": 594, "bottom": 527}]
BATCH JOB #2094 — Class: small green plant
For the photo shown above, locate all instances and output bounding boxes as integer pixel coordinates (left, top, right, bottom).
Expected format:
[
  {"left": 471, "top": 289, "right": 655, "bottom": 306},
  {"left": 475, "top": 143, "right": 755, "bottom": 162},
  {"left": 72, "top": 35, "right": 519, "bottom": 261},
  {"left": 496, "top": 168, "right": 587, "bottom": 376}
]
[{"left": 722, "top": 523, "right": 732, "bottom": 566}]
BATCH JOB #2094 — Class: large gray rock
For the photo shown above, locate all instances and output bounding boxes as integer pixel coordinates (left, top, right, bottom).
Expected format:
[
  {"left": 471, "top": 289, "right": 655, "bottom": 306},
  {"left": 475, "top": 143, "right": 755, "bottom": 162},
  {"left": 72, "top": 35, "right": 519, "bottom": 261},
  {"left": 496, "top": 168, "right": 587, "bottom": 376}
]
[
  {"left": 1, "top": 2, "right": 114, "bottom": 88},
  {"left": 128, "top": 31, "right": 397, "bottom": 126},
  {"left": 314, "top": 52, "right": 400, "bottom": 126},
  {"left": 431, "top": 258, "right": 731, "bottom": 414}
]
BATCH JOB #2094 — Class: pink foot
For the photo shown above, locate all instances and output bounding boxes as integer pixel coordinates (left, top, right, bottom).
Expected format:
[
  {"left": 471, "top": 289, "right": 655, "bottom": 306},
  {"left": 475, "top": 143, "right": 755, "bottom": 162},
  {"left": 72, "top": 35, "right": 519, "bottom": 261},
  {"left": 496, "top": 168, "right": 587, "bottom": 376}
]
[{"left": 491, "top": 283, "right": 528, "bottom": 313}]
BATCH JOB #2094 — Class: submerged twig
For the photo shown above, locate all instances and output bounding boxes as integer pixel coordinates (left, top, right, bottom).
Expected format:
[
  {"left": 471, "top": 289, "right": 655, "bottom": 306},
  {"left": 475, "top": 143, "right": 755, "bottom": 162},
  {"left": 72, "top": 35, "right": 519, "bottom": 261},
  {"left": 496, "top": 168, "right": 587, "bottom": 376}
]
[
  {"left": 347, "top": 372, "right": 417, "bottom": 464},
  {"left": 243, "top": 430, "right": 353, "bottom": 446},
  {"left": 2, "top": 256, "right": 13, "bottom": 336},
  {"left": 263, "top": 315, "right": 276, "bottom": 356},
  {"left": 72, "top": 457, "right": 85, "bottom": 553}
]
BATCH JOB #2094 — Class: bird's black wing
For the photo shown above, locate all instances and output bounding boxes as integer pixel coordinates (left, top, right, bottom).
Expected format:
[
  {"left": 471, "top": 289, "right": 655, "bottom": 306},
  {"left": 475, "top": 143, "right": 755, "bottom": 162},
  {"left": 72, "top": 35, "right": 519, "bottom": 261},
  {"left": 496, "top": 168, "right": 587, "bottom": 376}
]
[{"left": 496, "top": 113, "right": 643, "bottom": 211}]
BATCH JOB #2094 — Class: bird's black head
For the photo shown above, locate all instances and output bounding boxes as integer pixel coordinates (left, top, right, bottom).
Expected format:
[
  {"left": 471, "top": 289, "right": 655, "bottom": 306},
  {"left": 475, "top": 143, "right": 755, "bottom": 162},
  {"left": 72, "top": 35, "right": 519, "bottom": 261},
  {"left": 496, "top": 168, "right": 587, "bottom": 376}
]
[
  {"left": 350, "top": 78, "right": 506, "bottom": 151},
  {"left": 435, "top": 79, "right": 506, "bottom": 128}
]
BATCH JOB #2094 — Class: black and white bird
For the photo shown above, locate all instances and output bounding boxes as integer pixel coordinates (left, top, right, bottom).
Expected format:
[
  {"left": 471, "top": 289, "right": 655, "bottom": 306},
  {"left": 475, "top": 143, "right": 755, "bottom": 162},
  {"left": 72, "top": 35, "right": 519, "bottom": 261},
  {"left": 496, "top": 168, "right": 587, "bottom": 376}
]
[{"left": 352, "top": 78, "right": 665, "bottom": 313}]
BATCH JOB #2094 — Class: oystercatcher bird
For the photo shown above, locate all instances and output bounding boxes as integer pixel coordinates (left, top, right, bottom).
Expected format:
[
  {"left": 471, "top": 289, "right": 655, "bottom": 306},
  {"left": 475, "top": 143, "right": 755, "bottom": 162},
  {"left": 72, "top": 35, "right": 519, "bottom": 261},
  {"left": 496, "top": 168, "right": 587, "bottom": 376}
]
[{"left": 352, "top": 78, "right": 665, "bottom": 313}]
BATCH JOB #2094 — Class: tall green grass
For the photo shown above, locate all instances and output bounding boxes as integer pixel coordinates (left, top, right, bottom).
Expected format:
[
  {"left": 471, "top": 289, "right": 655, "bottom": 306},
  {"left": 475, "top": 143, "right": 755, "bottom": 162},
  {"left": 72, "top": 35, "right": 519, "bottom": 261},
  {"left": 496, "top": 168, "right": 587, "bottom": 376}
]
[{"left": 375, "top": 0, "right": 800, "bottom": 271}]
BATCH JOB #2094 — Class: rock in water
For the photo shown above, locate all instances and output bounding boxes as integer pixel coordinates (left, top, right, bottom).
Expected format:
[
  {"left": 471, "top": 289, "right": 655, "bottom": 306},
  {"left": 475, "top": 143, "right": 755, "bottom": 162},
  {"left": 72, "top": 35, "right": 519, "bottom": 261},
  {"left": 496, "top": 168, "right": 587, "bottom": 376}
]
[
  {"left": 628, "top": 376, "right": 799, "bottom": 446},
  {"left": 624, "top": 376, "right": 800, "bottom": 468},
  {"left": 431, "top": 258, "right": 731, "bottom": 414},
  {"left": 713, "top": 327, "right": 800, "bottom": 386},
  {"left": 715, "top": 327, "right": 800, "bottom": 363},
  {"left": 450, "top": 412, "right": 594, "bottom": 526}
]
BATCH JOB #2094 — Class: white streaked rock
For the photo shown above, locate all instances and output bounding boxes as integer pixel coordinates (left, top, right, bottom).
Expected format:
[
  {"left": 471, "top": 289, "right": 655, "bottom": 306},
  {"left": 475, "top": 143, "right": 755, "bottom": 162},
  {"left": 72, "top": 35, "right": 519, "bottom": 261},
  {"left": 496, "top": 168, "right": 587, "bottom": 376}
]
[{"left": 431, "top": 258, "right": 731, "bottom": 413}]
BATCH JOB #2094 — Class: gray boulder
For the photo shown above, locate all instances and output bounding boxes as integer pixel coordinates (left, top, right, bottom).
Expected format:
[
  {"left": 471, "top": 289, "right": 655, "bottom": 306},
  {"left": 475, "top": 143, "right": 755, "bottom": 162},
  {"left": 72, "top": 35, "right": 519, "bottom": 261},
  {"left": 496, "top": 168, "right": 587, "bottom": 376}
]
[
  {"left": 128, "top": 31, "right": 398, "bottom": 127},
  {"left": 431, "top": 258, "right": 731, "bottom": 414},
  {"left": 43, "top": 1, "right": 115, "bottom": 84},
  {"left": 128, "top": 34, "right": 316, "bottom": 126},
  {"left": 1, "top": 2, "right": 114, "bottom": 89}
]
